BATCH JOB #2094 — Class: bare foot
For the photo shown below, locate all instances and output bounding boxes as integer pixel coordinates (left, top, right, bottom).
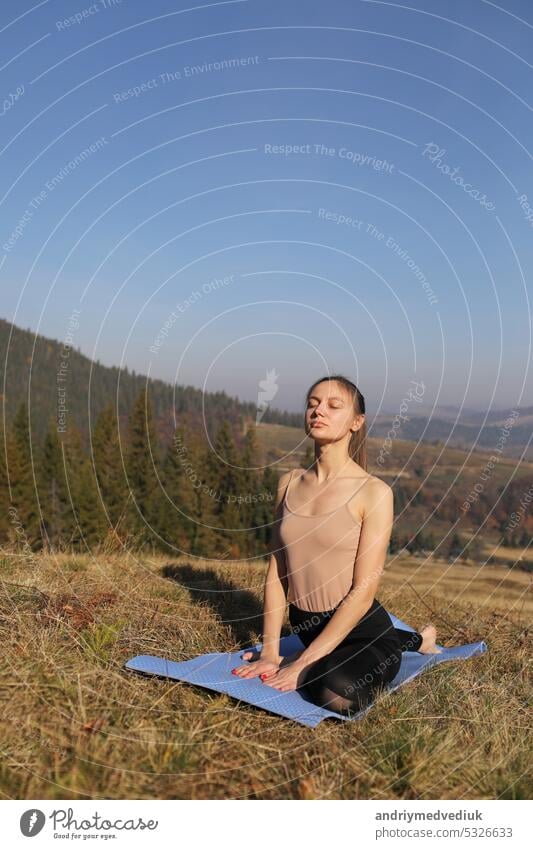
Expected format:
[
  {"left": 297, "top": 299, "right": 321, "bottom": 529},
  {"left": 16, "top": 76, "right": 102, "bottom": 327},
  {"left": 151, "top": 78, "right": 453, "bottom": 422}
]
[{"left": 418, "top": 623, "right": 443, "bottom": 654}]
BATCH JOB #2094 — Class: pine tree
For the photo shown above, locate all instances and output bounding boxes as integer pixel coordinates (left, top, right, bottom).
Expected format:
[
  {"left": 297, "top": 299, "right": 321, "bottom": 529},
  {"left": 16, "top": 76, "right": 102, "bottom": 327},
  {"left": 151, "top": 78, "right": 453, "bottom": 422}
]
[
  {"left": 125, "top": 388, "right": 160, "bottom": 547},
  {"left": 91, "top": 404, "right": 129, "bottom": 530},
  {"left": 388, "top": 528, "right": 400, "bottom": 554},
  {"left": 181, "top": 437, "right": 226, "bottom": 558},
  {"left": 39, "top": 421, "right": 71, "bottom": 549},
  {"left": 411, "top": 530, "right": 423, "bottom": 552},
  {"left": 203, "top": 420, "right": 245, "bottom": 558},
  {"left": 256, "top": 465, "right": 279, "bottom": 553},
  {"left": 425, "top": 531, "right": 436, "bottom": 553},
  {"left": 0, "top": 424, "right": 10, "bottom": 544},
  {"left": 465, "top": 534, "right": 483, "bottom": 562},
  {"left": 9, "top": 403, "right": 41, "bottom": 550},
  {"left": 63, "top": 424, "right": 105, "bottom": 550},
  {"left": 77, "top": 456, "right": 107, "bottom": 549},
  {"left": 448, "top": 531, "right": 463, "bottom": 560},
  {"left": 239, "top": 422, "right": 264, "bottom": 556},
  {"left": 157, "top": 423, "right": 197, "bottom": 553}
]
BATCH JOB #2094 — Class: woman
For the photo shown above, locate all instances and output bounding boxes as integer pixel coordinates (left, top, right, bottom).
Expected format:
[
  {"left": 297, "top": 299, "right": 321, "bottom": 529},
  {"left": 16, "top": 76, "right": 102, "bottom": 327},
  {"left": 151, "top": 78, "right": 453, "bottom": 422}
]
[{"left": 232, "top": 374, "right": 441, "bottom": 716}]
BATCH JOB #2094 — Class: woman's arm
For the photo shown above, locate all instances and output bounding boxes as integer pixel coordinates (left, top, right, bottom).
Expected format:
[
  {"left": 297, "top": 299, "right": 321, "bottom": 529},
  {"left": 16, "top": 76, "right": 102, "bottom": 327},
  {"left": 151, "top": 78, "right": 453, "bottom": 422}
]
[
  {"left": 294, "top": 479, "right": 394, "bottom": 668},
  {"left": 233, "top": 471, "right": 291, "bottom": 677},
  {"left": 259, "top": 554, "right": 288, "bottom": 662}
]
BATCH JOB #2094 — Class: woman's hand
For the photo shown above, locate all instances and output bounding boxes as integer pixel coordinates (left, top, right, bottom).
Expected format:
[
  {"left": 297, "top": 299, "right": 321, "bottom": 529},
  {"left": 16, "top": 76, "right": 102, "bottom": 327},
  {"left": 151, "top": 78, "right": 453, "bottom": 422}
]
[
  {"left": 260, "top": 659, "right": 310, "bottom": 692},
  {"left": 232, "top": 649, "right": 282, "bottom": 679}
]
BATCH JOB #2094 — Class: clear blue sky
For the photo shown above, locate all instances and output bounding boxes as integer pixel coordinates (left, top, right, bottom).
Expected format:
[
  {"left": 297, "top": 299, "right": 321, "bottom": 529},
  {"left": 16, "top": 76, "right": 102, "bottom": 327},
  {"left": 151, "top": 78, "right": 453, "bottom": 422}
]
[{"left": 1, "top": 0, "right": 532, "bottom": 413}]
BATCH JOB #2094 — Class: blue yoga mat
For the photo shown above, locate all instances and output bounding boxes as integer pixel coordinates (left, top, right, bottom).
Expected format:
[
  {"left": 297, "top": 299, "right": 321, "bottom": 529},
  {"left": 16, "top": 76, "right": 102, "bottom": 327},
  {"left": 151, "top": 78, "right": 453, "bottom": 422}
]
[{"left": 124, "top": 611, "right": 488, "bottom": 727}]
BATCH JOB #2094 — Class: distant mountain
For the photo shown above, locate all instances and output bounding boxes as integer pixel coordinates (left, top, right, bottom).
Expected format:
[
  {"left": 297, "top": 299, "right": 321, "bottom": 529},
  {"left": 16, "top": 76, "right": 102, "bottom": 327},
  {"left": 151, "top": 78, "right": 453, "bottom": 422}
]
[
  {"left": 393, "top": 403, "right": 533, "bottom": 427},
  {"left": 369, "top": 410, "right": 532, "bottom": 460},
  {"left": 378, "top": 403, "right": 483, "bottom": 421}
]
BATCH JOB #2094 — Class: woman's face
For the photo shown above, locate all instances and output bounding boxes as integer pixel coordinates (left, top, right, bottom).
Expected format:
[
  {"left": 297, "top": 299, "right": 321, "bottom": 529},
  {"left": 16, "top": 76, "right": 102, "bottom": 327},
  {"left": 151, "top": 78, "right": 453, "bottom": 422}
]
[{"left": 304, "top": 381, "right": 361, "bottom": 443}]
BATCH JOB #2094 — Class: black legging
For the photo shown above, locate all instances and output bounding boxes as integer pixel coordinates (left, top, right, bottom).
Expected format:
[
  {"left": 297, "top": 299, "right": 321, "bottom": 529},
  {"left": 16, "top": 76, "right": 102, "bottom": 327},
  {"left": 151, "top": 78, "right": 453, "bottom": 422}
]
[{"left": 289, "top": 598, "right": 422, "bottom": 716}]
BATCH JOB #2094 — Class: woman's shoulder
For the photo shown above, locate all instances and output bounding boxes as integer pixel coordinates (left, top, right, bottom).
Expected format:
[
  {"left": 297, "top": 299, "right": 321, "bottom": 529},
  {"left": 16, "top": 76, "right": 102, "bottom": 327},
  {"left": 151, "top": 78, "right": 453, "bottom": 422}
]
[
  {"left": 363, "top": 473, "right": 392, "bottom": 493},
  {"left": 274, "top": 469, "right": 296, "bottom": 508},
  {"left": 355, "top": 475, "right": 394, "bottom": 520},
  {"left": 358, "top": 475, "right": 393, "bottom": 508},
  {"left": 344, "top": 473, "right": 392, "bottom": 524}
]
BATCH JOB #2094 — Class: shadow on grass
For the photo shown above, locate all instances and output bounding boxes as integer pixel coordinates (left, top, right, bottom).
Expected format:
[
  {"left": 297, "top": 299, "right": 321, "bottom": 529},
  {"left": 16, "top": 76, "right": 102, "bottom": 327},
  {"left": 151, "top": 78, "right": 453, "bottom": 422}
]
[{"left": 160, "top": 561, "right": 292, "bottom": 650}]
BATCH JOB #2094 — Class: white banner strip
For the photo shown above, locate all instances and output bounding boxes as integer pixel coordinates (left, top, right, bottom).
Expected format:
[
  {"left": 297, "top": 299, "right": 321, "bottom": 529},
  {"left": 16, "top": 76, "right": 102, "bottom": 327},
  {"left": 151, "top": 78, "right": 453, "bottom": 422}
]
[{"left": 2, "top": 799, "right": 530, "bottom": 847}]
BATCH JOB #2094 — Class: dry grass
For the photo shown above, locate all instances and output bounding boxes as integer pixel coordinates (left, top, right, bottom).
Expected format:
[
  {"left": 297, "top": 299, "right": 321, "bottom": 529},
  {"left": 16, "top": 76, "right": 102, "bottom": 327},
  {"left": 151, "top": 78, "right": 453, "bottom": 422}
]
[{"left": 0, "top": 550, "right": 531, "bottom": 800}]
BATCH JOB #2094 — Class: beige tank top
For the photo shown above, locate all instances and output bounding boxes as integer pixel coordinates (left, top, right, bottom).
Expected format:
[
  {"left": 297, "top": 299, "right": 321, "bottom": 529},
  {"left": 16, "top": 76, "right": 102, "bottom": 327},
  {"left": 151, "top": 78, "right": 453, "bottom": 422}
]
[{"left": 278, "top": 468, "right": 372, "bottom": 613}]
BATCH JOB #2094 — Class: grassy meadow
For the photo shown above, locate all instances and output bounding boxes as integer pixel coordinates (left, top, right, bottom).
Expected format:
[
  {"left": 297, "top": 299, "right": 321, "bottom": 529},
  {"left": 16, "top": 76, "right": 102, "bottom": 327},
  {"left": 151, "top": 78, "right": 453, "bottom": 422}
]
[{"left": 1, "top": 548, "right": 530, "bottom": 800}]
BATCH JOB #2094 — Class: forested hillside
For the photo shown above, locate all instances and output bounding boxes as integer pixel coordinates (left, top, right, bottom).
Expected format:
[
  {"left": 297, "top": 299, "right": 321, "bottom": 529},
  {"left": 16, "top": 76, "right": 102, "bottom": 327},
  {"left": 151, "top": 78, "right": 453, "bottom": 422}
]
[{"left": 0, "top": 317, "right": 301, "bottom": 448}]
